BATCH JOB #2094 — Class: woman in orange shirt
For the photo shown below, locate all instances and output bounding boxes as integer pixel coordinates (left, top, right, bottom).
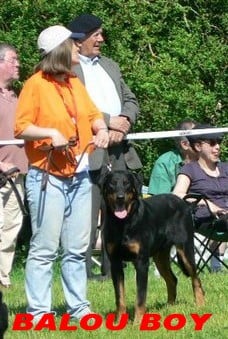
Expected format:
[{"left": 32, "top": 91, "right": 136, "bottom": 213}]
[{"left": 15, "top": 25, "right": 109, "bottom": 322}]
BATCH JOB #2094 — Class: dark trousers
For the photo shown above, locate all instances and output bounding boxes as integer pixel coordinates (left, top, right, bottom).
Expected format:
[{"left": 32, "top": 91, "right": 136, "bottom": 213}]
[{"left": 86, "top": 171, "right": 110, "bottom": 278}]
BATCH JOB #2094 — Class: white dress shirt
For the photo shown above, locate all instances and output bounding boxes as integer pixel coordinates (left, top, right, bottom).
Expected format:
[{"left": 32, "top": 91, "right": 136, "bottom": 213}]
[{"left": 79, "top": 55, "right": 121, "bottom": 116}]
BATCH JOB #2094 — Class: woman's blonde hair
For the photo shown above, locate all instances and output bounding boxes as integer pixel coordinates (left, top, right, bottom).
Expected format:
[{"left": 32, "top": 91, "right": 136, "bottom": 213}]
[{"left": 34, "top": 39, "right": 73, "bottom": 76}]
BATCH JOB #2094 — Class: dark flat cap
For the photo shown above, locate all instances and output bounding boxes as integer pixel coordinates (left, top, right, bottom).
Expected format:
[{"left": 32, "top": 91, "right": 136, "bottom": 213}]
[
  {"left": 187, "top": 123, "right": 224, "bottom": 144},
  {"left": 68, "top": 14, "right": 102, "bottom": 35}
]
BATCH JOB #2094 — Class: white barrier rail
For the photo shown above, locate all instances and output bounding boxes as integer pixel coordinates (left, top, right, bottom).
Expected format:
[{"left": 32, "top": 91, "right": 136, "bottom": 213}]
[
  {"left": 126, "top": 127, "right": 228, "bottom": 140},
  {"left": 0, "top": 127, "right": 227, "bottom": 145},
  {"left": 0, "top": 139, "right": 24, "bottom": 145}
]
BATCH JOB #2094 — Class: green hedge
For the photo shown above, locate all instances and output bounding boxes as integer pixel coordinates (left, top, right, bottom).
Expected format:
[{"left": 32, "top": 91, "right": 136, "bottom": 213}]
[{"left": 1, "top": 0, "right": 227, "bottom": 183}]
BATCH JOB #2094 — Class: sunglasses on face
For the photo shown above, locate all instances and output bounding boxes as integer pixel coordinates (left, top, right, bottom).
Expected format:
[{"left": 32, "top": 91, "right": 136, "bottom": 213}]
[{"left": 201, "top": 139, "right": 222, "bottom": 146}]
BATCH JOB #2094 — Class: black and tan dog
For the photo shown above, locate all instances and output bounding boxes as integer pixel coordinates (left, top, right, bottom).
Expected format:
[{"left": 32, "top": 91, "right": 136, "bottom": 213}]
[
  {"left": 0, "top": 291, "right": 8, "bottom": 339},
  {"left": 100, "top": 170, "right": 205, "bottom": 324}
]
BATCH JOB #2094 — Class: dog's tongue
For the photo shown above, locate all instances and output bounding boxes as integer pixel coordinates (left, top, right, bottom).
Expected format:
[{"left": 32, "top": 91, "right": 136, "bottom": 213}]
[{"left": 114, "top": 210, "right": 128, "bottom": 219}]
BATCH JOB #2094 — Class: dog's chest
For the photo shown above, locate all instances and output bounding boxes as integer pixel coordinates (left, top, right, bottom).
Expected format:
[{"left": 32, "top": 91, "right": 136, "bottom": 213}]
[
  {"left": 121, "top": 236, "right": 141, "bottom": 256},
  {"left": 105, "top": 221, "right": 141, "bottom": 255},
  {"left": 118, "top": 225, "right": 146, "bottom": 258}
]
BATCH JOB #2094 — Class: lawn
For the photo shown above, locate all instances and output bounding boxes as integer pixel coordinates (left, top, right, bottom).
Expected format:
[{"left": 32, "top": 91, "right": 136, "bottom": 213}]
[{"left": 2, "top": 260, "right": 228, "bottom": 338}]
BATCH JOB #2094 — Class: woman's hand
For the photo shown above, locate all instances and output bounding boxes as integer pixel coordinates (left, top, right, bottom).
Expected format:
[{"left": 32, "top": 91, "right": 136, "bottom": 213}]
[
  {"left": 50, "top": 129, "right": 68, "bottom": 149},
  {"left": 17, "top": 124, "right": 68, "bottom": 149},
  {"left": 108, "top": 130, "right": 125, "bottom": 145},
  {"left": 206, "top": 200, "right": 227, "bottom": 216},
  {"left": 93, "top": 129, "right": 109, "bottom": 148}
]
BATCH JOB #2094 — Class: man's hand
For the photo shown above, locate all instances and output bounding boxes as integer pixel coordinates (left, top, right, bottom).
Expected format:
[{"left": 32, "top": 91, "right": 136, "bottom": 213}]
[
  {"left": 108, "top": 116, "right": 130, "bottom": 145},
  {"left": 0, "top": 162, "right": 19, "bottom": 180},
  {"left": 109, "top": 116, "right": 130, "bottom": 135},
  {"left": 0, "top": 162, "right": 16, "bottom": 174}
]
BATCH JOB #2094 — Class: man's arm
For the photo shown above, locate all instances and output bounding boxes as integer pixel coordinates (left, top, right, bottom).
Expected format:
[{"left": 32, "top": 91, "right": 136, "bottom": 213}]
[{"left": 119, "top": 74, "right": 139, "bottom": 124}]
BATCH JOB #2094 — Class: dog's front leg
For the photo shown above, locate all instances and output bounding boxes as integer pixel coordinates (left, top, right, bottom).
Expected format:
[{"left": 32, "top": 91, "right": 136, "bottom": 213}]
[
  {"left": 133, "top": 259, "right": 149, "bottom": 325},
  {"left": 111, "top": 260, "right": 126, "bottom": 319},
  {"left": 153, "top": 251, "right": 177, "bottom": 304}
]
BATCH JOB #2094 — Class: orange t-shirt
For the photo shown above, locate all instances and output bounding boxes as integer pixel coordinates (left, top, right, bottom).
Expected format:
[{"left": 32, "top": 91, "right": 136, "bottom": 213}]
[{"left": 15, "top": 71, "right": 103, "bottom": 177}]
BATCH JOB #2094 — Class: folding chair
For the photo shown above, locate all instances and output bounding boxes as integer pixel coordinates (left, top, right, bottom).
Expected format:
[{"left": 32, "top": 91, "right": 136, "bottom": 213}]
[{"left": 184, "top": 193, "right": 228, "bottom": 274}]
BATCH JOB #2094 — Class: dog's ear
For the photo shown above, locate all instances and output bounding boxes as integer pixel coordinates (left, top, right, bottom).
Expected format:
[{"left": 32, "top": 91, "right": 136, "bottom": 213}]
[
  {"left": 96, "top": 165, "right": 111, "bottom": 191},
  {"left": 131, "top": 171, "right": 143, "bottom": 196},
  {"left": 89, "top": 165, "right": 110, "bottom": 189}
]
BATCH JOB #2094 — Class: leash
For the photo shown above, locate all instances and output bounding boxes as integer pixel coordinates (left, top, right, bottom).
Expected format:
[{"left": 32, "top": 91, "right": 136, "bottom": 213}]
[
  {"left": 39, "top": 139, "right": 94, "bottom": 191},
  {"left": 39, "top": 137, "right": 79, "bottom": 190},
  {"left": 36, "top": 140, "right": 94, "bottom": 227},
  {"left": 0, "top": 168, "right": 28, "bottom": 216},
  {"left": 7, "top": 177, "right": 28, "bottom": 216}
]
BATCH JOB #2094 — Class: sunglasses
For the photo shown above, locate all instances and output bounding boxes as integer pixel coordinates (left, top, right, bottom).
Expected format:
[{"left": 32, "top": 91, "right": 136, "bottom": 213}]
[{"left": 200, "top": 139, "right": 222, "bottom": 146}]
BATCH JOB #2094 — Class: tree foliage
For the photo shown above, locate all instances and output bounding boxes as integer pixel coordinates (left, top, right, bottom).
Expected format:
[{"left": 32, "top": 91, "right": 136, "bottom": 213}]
[{"left": 1, "top": 0, "right": 227, "bottom": 182}]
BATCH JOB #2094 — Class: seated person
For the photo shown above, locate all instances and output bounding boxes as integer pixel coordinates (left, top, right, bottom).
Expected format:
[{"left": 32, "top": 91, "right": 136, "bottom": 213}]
[
  {"left": 148, "top": 118, "right": 196, "bottom": 275},
  {"left": 173, "top": 123, "right": 228, "bottom": 272},
  {"left": 148, "top": 118, "right": 197, "bottom": 194}
]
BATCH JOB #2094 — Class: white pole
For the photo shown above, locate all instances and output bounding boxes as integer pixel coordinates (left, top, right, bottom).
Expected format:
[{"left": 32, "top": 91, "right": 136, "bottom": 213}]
[
  {"left": 0, "top": 139, "right": 24, "bottom": 145},
  {"left": 0, "top": 127, "right": 227, "bottom": 144},
  {"left": 126, "top": 127, "right": 228, "bottom": 140}
]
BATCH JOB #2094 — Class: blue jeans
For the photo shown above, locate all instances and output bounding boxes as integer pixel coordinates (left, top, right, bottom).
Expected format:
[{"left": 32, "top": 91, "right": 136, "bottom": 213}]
[{"left": 25, "top": 168, "right": 92, "bottom": 320}]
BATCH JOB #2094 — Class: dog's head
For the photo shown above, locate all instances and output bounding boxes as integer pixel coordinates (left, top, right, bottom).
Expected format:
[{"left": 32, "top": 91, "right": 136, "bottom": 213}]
[{"left": 101, "top": 170, "right": 143, "bottom": 219}]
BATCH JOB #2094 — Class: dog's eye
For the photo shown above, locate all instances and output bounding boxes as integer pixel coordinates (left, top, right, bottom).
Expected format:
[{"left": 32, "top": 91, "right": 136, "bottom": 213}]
[
  {"left": 109, "top": 183, "right": 116, "bottom": 189},
  {"left": 123, "top": 180, "right": 130, "bottom": 187}
]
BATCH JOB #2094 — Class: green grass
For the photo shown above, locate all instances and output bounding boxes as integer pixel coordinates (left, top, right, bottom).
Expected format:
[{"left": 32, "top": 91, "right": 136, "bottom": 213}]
[{"left": 2, "top": 260, "right": 228, "bottom": 338}]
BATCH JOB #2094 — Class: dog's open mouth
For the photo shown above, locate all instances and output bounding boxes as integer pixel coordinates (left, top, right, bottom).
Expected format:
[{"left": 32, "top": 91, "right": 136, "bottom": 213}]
[{"left": 114, "top": 208, "right": 128, "bottom": 219}]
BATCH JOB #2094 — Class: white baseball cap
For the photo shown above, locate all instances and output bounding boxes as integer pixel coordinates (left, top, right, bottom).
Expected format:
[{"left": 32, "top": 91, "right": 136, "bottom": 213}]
[{"left": 37, "top": 25, "right": 85, "bottom": 56}]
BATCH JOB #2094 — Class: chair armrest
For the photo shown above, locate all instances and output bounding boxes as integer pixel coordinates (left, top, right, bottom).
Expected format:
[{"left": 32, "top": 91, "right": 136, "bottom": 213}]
[
  {"left": 183, "top": 193, "right": 206, "bottom": 204},
  {"left": 183, "top": 193, "right": 215, "bottom": 218}
]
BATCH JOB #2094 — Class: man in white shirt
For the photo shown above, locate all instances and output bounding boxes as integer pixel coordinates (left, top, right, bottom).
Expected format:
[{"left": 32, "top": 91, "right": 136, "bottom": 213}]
[{"left": 68, "top": 14, "right": 142, "bottom": 280}]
